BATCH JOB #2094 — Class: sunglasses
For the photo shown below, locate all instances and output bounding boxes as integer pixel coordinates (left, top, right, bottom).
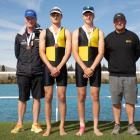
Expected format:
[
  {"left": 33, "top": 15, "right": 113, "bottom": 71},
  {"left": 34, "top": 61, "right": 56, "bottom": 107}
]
[
  {"left": 50, "top": 13, "right": 61, "bottom": 17},
  {"left": 83, "top": 6, "right": 94, "bottom": 11}
]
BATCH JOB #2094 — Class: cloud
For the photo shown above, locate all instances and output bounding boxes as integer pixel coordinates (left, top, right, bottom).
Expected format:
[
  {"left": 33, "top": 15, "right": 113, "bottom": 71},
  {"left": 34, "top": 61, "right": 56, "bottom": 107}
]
[
  {"left": 132, "top": 8, "right": 140, "bottom": 13},
  {"left": 0, "top": 31, "right": 16, "bottom": 41},
  {"left": 129, "top": 24, "right": 140, "bottom": 32},
  {"left": 128, "top": 24, "right": 140, "bottom": 38},
  {"left": 0, "top": 19, "right": 22, "bottom": 30},
  {"left": 126, "top": 1, "right": 140, "bottom": 6},
  {"left": 136, "top": 31, "right": 140, "bottom": 37},
  {"left": 11, "top": 0, "right": 44, "bottom": 12}
]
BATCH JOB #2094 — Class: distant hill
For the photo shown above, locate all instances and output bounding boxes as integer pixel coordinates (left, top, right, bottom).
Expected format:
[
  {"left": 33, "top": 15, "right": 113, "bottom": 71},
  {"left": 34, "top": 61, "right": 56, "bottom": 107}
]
[{"left": 0, "top": 65, "right": 16, "bottom": 72}]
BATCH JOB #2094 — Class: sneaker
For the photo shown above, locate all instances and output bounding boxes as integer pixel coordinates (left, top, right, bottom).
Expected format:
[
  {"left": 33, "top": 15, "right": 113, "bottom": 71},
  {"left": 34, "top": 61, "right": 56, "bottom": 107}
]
[
  {"left": 31, "top": 123, "right": 43, "bottom": 133},
  {"left": 111, "top": 124, "right": 120, "bottom": 135},
  {"left": 128, "top": 124, "right": 140, "bottom": 135},
  {"left": 11, "top": 124, "right": 24, "bottom": 134}
]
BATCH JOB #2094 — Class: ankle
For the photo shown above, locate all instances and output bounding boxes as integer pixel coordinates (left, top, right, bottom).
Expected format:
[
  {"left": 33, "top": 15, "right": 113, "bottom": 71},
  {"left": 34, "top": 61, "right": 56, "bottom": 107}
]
[
  {"left": 115, "top": 123, "right": 120, "bottom": 126},
  {"left": 59, "top": 126, "right": 65, "bottom": 130},
  {"left": 33, "top": 122, "right": 38, "bottom": 125},
  {"left": 17, "top": 122, "right": 23, "bottom": 126},
  {"left": 59, "top": 123, "right": 64, "bottom": 128},
  {"left": 128, "top": 123, "right": 135, "bottom": 126},
  {"left": 47, "top": 125, "right": 51, "bottom": 129},
  {"left": 94, "top": 127, "right": 99, "bottom": 130},
  {"left": 80, "top": 123, "right": 85, "bottom": 127}
]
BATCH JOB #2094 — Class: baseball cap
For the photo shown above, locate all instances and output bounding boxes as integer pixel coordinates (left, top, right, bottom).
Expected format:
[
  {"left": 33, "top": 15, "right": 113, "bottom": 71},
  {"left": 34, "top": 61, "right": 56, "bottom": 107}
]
[
  {"left": 25, "top": 9, "right": 37, "bottom": 18},
  {"left": 82, "top": 6, "right": 94, "bottom": 14},
  {"left": 50, "top": 6, "right": 62, "bottom": 15},
  {"left": 113, "top": 13, "right": 126, "bottom": 22}
]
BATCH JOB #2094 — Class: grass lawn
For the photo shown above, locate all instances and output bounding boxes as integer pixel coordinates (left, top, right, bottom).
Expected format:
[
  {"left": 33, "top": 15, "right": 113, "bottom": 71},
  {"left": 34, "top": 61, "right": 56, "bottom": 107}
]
[{"left": 0, "top": 121, "right": 140, "bottom": 140}]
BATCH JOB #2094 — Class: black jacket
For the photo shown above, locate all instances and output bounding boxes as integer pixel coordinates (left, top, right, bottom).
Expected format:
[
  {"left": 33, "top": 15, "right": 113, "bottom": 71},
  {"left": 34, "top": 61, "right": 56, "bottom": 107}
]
[
  {"left": 15, "top": 26, "right": 44, "bottom": 76},
  {"left": 105, "top": 29, "right": 140, "bottom": 76}
]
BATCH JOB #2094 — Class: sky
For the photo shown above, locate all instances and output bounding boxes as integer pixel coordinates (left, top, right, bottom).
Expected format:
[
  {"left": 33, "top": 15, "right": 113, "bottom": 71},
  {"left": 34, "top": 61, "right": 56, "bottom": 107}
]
[{"left": 0, "top": 0, "right": 140, "bottom": 69}]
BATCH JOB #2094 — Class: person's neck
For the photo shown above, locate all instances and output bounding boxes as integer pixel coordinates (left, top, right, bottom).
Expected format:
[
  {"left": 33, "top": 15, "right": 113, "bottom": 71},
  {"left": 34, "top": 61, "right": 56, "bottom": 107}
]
[
  {"left": 27, "top": 27, "right": 34, "bottom": 34},
  {"left": 83, "top": 23, "right": 94, "bottom": 31},
  {"left": 115, "top": 28, "right": 126, "bottom": 34},
  {"left": 51, "top": 23, "right": 61, "bottom": 33}
]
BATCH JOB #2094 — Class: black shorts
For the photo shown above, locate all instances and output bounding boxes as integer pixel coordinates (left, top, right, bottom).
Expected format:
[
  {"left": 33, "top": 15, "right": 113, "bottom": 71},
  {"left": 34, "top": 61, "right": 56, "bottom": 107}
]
[
  {"left": 75, "top": 63, "right": 101, "bottom": 87},
  {"left": 17, "top": 75, "right": 44, "bottom": 102},
  {"left": 44, "top": 65, "right": 67, "bottom": 86}
]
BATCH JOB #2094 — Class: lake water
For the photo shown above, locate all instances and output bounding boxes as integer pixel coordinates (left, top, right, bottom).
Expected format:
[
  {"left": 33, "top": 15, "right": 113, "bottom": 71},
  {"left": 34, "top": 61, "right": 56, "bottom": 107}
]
[{"left": 0, "top": 84, "right": 140, "bottom": 122}]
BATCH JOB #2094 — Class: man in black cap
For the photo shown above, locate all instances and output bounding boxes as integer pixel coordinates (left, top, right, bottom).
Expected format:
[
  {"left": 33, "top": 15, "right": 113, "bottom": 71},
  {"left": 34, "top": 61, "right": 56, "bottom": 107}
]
[
  {"left": 11, "top": 9, "right": 44, "bottom": 134},
  {"left": 105, "top": 12, "right": 140, "bottom": 135}
]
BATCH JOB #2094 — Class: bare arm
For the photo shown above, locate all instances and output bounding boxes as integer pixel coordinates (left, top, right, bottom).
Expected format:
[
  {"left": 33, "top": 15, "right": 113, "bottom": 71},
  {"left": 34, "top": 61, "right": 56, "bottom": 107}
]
[
  {"left": 57, "top": 29, "right": 72, "bottom": 71},
  {"left": 39, "top": 30, "right": 53, "bottom": 71},
  {"left": 72, "top": 29, "right": 87, "bottom": 71}
]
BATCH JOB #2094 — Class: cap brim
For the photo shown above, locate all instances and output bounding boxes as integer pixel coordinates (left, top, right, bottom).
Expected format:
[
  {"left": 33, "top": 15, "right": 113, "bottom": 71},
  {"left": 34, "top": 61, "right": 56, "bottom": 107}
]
[
  {"left": 114, "top": 17, "right": 125, "bottom": 21},
  {"left": 25, "top": 14, "right": 36, "bottom": 18},
  {"left": 50, "top": 10, "right": 62, "bottom": 15},
  {"left": 82, "top": 10, "right": 94, "bottom": 14}
]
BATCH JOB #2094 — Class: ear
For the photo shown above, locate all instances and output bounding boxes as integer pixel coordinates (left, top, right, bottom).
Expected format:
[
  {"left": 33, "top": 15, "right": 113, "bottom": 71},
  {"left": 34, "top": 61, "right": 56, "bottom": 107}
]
[
  {"left": 93, "top": 13, "right": 95, "bottom": 19},
  {"left": 125, "top": 20, "right": 127, "bottom": 24}
]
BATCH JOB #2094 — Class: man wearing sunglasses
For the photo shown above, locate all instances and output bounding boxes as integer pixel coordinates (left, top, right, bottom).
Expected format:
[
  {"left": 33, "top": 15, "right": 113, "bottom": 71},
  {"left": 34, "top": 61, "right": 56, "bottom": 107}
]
[
  {"left": 11, "top": 9, "right": 44, "bottom": 134},
  {"left": 39, "top": 6, "right": 71, "bottom": 136},
  {"left": 72, "top": 6, "right": 104, "bottom": 136},
  {"left": 105, "top": 13, "right": 140, "bottom": 135}
]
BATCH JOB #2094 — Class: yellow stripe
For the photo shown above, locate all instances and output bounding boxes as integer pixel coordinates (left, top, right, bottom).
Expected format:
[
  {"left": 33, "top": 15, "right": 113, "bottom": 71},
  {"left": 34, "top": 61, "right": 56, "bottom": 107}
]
[
  {"left": 57, "top": 28, "right": 65, "bottom": 47},
  {"left": 46, "top": 46, "right": 55, "bottom": 61},
  {"left": 79, "top": 46, "right": 88, "bottom": 61},
  {"left": 89, "top": 28, "right": 99, "bottom": 47}
]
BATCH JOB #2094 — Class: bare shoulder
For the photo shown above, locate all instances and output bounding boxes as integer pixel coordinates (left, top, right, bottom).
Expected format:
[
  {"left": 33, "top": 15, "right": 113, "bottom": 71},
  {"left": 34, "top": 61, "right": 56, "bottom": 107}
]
[
  {"left": 65, "top": 28, "right": 71, "bottom": 35},
  {"left": 98, "top": 29, "right": 104, "bottom": 36},
  {"left": 72, "top": 29, "right": 79, "bottom": 37},
  {"left": 40, "top": 29, "right": 46, "bottom": 37},
  {"left": 65, "top": 28, "right": 70, "bottom": 33}
]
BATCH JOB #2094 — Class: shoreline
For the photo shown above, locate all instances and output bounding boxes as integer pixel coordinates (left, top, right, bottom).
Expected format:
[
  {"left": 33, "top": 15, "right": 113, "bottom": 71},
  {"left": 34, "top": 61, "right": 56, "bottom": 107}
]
[{"left": 1, "top": 71, "right": 140, "bottom": 84}]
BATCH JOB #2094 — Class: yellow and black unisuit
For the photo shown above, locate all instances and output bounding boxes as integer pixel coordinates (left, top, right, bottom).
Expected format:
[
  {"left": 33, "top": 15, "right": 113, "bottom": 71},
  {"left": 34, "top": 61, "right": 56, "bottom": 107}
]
[
  {"left": 78, "top": 27, "right": 99, "bottom": 66},
  {"left": 76, "top": 27, "right": 101, "bottom": 87},
  {"left": 44, "top": 27, "right": 67, "bottom": 86},
  {"left": 45, "top": 27, "right": 66, "bottom": 66}
]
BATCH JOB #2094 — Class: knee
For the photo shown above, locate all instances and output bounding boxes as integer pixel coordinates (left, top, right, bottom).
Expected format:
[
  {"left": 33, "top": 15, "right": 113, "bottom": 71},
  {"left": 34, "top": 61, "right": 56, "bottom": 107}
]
[
  {"left": 58, "top": 95, "right": 66, "bottom": 103},
  {"left": 78, "top": 95, "right": 86, "bottom": 103},
  {"left": 45, "top": 95, "right": 53, "bottom": 103},
  {"left": 92, "top": 94, "right": 99, "bottom": 102}
]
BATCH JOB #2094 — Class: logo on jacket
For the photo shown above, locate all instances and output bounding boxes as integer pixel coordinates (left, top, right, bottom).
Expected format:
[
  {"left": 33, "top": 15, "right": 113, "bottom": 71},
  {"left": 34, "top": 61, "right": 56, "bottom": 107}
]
[
  {"left": 125, "top": 39, "right": 132, "bottom": 43},
  {"left": 20, "top": 40, "right": 27, "bottom": 45}
]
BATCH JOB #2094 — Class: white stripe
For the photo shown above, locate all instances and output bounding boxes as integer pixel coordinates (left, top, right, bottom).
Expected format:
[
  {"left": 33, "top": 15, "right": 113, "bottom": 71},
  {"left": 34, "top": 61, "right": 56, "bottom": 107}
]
[
  {"left": 0, "top": 96, "right": 32, "bottom": 99},
  {"left": 123, "top": 104, "right": 140, "bottom": 108},
  {"left": 0, "top": 96, "right": 140, "bottom": 99}
]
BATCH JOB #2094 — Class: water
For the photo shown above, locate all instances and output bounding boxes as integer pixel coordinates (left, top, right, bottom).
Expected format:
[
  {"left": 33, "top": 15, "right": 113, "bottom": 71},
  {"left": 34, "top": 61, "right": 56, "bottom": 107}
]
[{"left": 0, "top": 84, "right": 140, "bottom": 122}]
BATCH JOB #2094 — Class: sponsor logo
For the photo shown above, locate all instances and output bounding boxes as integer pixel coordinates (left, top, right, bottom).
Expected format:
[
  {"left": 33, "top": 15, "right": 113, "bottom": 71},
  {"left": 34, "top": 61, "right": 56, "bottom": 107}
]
[
  {"left": 20, "top": 40, "right": 27, "bottom": 45},
  {"left": 126, "top": 39, "right": 132, "bottom": 43}
]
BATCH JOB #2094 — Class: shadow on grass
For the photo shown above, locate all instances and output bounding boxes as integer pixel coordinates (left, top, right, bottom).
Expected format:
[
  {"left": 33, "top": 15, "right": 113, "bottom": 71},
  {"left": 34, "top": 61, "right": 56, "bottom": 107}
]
[
  {"left": 40, "top": 121, "right": 80, "bottom": 134},
  {"left": 23, "top": 121, "right": 140, "bottom": 135}
]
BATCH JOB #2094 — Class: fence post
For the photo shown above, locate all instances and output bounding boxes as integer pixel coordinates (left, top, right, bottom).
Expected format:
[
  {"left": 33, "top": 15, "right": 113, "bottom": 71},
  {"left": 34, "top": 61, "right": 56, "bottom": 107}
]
[{"left": 55, "top": 85, "right": 59, "bottom": 122}]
